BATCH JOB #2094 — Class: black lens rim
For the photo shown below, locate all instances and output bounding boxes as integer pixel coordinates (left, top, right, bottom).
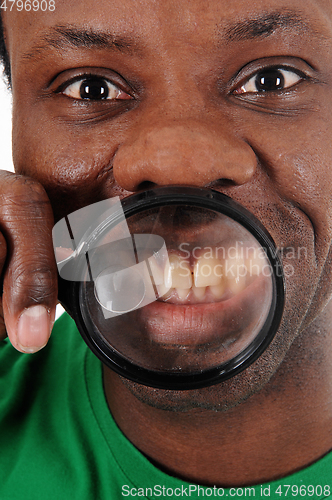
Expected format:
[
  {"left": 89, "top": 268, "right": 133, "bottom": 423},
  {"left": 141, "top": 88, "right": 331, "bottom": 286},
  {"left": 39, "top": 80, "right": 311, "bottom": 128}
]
[{"left": 58, "top": 186, "right": 285, "bottom": 390}]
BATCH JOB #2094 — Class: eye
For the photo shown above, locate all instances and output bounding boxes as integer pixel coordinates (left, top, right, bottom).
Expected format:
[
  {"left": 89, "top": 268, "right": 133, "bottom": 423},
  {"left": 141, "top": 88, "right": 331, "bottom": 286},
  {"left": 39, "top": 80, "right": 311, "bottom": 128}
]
[
  {"left": 235, "top": 67, "right": 304, "bottom": 94},
  {"left": 62, "top": 76, "right": 133, "bottom": 101}
]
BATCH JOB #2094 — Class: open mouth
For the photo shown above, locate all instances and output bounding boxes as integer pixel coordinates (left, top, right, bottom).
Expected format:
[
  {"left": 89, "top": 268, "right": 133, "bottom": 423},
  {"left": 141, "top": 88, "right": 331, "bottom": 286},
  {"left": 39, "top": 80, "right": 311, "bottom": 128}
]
[
  {"left": 85, "top": 214, "right": 274, "bottom": 372},
  {"left": 132, "top": 242, "right": 273, "bottom": 357},
  {"left": 152, "top": 243, "right": 269, "bottom": 305},
  {"left": 92, "top": 240, "right": 272, "bottom": 351},
  {"left": 88, "top": 240, "right": 273, "bottom": 372},
  {"left": 55, "top": 187, "right": 284, "bottom": 388}
]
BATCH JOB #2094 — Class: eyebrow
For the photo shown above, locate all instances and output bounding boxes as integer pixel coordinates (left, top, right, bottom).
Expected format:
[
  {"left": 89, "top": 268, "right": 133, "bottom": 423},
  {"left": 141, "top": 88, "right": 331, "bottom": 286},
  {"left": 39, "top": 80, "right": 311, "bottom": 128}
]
[
  {"left": 222, "top": 10, "right": 321, "bottom": 42},
  {"left": 23, "top": 9, "right": 326, "bottom": 62},
  {"left": 23, "top": 25, "right": 140, "bottom": 60}
]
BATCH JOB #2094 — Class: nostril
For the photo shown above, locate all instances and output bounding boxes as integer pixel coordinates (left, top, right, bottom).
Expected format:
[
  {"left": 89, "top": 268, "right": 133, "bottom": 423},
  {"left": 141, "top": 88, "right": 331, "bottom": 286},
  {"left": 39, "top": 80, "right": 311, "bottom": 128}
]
[
  {"left": 220, "top": 179, "right": 240, "bottom": 188},
  {"left": 137, "top": 181, "right": 157, "bottom": 191},
  {"left": 207, "top": 179, "right": 238, "bottom": 189},
  {"left": 112, "top": 123, "right": 257, "bottom": 192}
]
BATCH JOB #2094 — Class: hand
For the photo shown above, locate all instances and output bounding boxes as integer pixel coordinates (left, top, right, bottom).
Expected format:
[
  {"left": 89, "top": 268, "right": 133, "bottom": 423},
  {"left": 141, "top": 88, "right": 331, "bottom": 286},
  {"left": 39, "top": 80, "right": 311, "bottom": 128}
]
[{"left": 0, "top": 171, "right": 57, "bottom": 353}]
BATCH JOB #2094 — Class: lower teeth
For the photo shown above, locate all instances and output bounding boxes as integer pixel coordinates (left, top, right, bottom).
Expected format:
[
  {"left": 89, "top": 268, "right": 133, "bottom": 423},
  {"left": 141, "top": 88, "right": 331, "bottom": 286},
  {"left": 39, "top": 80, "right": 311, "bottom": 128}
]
[
  {"left": 210, "top": 282, "right": 225, "bottom": 299},
  {"left": 192, "top": 286, "right": 206, "bottom": 300},
  {"left": 176, "top": 288, "right": 191, "bottom": 300}
]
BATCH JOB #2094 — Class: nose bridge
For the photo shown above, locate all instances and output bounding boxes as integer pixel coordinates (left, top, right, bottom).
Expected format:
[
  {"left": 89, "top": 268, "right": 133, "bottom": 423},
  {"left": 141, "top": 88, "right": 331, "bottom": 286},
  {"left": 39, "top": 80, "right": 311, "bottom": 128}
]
[{"left": 112, "top": 114, "right": 257, "bottom": 192}]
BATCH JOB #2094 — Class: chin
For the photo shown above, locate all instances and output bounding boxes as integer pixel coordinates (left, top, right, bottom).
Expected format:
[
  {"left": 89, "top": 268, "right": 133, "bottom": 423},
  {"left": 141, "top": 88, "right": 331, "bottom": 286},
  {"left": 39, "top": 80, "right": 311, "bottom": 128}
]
[
  {"left": 118, "top": 320, "right": 293, "bottom": 412},
  {"left": 117, "top": 276, "right": 317, "bottom": 412},
  {"left": 113, "top": 237, "right": 323, "bottom": 411}
]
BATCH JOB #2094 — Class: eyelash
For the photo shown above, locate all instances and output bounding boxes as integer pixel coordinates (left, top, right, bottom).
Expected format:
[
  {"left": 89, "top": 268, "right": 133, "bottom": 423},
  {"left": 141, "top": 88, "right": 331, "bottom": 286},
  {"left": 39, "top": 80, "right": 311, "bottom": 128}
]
[
  {"left": 60, "top": 75, "right": 133, "bottom": 101},
  {"left": 57, "top": 64, "right": 309, "bottom": 105},
  {"left": 233, "top": 66, "right": 306, "bottom": 95}
]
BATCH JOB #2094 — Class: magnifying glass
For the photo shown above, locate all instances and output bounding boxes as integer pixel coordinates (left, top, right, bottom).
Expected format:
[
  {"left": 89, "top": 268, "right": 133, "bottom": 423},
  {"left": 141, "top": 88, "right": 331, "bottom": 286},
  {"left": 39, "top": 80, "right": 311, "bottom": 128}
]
[{"left": 53, "top": 186, "right": 285, "bottom": 390}]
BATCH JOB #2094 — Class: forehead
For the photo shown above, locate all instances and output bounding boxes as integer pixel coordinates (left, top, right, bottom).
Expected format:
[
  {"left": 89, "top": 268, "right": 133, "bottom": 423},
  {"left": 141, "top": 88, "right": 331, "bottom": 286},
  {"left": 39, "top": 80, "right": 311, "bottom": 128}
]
[{"left": 3, "top": 0, "right": 332, "bottom": 59}]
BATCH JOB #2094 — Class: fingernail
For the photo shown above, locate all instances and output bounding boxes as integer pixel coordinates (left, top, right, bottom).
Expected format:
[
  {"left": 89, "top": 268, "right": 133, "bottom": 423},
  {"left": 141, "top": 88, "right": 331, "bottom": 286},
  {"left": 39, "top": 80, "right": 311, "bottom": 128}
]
[{"left": 17, "top": 305, "right": 51, "bottom": 353}]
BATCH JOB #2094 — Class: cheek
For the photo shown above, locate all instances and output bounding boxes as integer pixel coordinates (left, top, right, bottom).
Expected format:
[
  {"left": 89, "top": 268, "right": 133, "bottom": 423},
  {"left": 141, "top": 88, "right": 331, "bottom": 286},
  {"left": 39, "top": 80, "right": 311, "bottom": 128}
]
[
  {"left": 12, "top": 108, "right": 123, "bottom": 218},
  {"left": 243, "top": 115, "right": 332, "bottom": 328},
  {"left": 242, "top": 111, "right": 332, "bottom": 252}
]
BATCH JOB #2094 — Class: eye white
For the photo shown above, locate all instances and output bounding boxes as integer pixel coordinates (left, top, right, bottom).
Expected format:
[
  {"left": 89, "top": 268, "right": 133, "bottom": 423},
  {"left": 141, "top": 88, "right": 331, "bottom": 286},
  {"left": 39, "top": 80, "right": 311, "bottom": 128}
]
[
  {"left": 63, "top": 78, "right": 122, "bottom": 100},
  {"left": 238, "top": 69, "right": 302, "bottom": 94}
]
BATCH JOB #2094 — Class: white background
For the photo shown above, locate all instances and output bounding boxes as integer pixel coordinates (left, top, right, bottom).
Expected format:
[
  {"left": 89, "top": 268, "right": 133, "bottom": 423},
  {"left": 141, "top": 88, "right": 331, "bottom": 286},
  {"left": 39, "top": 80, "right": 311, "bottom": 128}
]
[{"left": 0, "top": 76, "right": 64, "bottom": 318}]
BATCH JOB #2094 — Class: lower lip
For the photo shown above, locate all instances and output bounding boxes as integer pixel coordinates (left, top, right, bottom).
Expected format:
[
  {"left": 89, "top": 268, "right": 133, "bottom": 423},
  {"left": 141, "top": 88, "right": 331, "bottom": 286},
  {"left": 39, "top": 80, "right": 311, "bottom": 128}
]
[{"left": 138, "top": 274, "right": 272, "bottom": 347}]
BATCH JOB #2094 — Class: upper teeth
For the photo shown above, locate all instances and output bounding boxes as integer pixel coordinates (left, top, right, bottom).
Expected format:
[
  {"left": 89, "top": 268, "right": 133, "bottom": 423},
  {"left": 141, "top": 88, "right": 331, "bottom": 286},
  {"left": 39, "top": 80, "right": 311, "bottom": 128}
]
[
  {"left": 224, "top": 250, "right": 247, "bottom": 295},
  {"left": 148, "top": 246, "right": 268, "bottom": 301},
  {"left": 245, "top": 247, "right": 266, "bottom": 276},
  {"left": 164, "top": 254, "right": 192, "bottom": 289},
  {"left": 194, "top": 255, "right": 224, "bottom": 287}
]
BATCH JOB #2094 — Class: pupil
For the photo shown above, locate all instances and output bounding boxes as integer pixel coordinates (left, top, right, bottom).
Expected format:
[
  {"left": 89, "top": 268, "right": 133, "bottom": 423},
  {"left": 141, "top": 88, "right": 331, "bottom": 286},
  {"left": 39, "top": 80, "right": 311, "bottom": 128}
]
[
  {"left": 255, "top": 69, "right": 285, "bottom": 92},
  {"left": 79, "top": 79, "right": 109, "bottom": 100}
]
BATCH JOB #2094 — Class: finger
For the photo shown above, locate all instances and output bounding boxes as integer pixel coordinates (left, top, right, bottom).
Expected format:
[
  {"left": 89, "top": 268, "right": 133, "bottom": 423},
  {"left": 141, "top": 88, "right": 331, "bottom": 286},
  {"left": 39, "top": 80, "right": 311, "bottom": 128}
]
[
  {"left": 0, "top": 171, "right": 58, "bottom": 353},
  {"left": 0, "top": 231, "right": 8, "bottom": 341},
  {"left": 0, "top": 298, "right": 6, "bottom": 341}
]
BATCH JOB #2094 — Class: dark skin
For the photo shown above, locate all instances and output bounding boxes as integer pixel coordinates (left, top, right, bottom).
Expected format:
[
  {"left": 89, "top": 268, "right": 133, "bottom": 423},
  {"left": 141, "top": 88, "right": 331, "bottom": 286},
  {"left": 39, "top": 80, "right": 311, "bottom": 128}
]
[{"left": 1, "top": 0, "right": 332, "bottom": 487}]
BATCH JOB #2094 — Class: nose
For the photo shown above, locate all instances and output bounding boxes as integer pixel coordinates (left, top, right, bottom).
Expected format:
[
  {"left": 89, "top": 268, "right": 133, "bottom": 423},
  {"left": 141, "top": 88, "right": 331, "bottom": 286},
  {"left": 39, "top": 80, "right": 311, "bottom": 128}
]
[{"left": 112, "top": 120, "right": 257, "bottom": 192}]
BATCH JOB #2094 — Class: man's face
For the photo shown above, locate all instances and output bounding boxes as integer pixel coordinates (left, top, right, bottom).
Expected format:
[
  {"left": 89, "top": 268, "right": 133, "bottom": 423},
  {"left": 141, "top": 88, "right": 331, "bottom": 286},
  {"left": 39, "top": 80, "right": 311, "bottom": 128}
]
[{"left": 4, "top": 0, "right": 332, "bottom": 409}]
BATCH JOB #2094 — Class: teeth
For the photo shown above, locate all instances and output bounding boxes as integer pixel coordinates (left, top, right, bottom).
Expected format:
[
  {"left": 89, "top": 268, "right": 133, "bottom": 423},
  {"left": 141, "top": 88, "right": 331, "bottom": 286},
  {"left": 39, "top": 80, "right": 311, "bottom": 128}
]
[
  {"left": 228, "top": 275, "right": 246, "bottom": 295},
  {"left": 246, "top": 247, "right": 267, "bottom": 276},
  {"left": 193, "top": 286, "right": 206, "bottom": 299},
  {"left": 210, "top": 283, "right": 226, "bottom": 299},
  {"left": 150, "top": 247, "right": 261, "bottom": 302},
  {"left": 157, "top": 282, "right": 172, "bottom": 299},
  {"left": 194, "top": 256, "right": 224, "bottom": 287},
  {"left": 164, "top": 254, "right": 192, "bottom": 289},
  {"left": 224, "top": 252, "right": 247, "bottom": 294},
  {"left": 147, "top": 255, "right": 164, "bottom": 285},
  {"left": 176, "top": 288, "right": 191, "bottom": 300}
]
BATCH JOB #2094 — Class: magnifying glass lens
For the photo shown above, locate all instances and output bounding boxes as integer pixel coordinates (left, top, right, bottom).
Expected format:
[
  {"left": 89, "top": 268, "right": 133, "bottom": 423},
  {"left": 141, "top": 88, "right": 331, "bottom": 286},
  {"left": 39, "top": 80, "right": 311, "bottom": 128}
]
[{"left": 54, "top": 188, "right": 284, "bottom": 389}]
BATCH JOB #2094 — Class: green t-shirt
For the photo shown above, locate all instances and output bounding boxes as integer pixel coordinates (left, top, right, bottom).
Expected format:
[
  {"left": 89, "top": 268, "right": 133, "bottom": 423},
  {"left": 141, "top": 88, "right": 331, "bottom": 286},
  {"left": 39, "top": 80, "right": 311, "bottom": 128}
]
[{"left": 0, "top": 313, "right": 331, "bottom": 500}]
